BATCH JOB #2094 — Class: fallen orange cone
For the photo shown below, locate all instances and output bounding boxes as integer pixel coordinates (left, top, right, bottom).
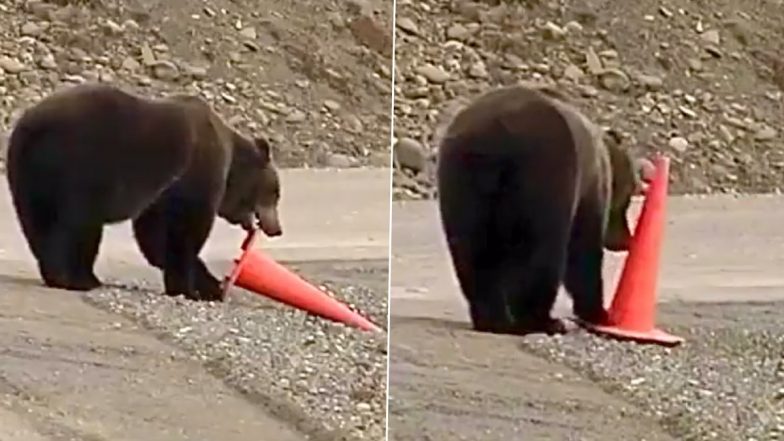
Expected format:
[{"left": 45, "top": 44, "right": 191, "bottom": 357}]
[
  {"left": 222, "top": 230, "right": 382, "bottom": 333},
  {"left": 588, "top": 154, "right": 684, "bottom": 346}
]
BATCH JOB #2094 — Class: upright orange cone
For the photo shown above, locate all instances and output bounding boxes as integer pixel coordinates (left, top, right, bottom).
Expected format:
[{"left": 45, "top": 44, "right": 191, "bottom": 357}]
[
  {"left": 222, "top": 231, "right": 382, "bottom": 333},
  {"left": 588, "top": 154, "right": 684, "bottom": 346}
]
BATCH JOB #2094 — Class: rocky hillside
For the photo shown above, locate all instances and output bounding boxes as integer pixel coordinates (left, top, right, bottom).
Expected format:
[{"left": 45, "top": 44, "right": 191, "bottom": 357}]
[
  {"left": 392, "top": 0, "right": 784, "bottom": 200},
  {"left": 0, "top": 0, "right": 393, "bottom": 169}
]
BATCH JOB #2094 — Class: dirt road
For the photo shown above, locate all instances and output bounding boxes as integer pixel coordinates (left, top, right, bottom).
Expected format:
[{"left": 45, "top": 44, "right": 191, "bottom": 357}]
[
  {"left": 0, "top": 277, "right": 307, "bottom": 441},
  {"left": 388, "top": 315, "right": 678, "bottom": 441},
  {"left": 388, "top": 196, "right": 784, "bottom": 440},
  {"left": 0, "top": 168, "right": 390, "bottom": 441}
]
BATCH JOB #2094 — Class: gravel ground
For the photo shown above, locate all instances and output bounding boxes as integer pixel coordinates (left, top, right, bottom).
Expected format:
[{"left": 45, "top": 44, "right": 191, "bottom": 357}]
[
  {"left": 521, "top": 301, "right": 784, "bottom": 441},
  {"left": 82, "top": 259, "right": 389, "bottom": 441}
]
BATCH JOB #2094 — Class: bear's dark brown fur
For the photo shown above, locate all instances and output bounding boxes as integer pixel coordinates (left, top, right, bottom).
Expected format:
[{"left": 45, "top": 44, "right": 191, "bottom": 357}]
[
  {"left": 6, "top": 83, "right": 282, "bottom": 301},
  {"left": 436, "top": 84, "right": 652, "bottom": 335}
]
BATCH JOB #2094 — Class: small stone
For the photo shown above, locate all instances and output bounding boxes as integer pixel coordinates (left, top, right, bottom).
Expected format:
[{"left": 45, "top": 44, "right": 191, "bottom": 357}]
[
  {"left": 323, "top": 99, "right": 341, "bottom": 111},
  {"left": 356, "top": 402, "right": 372, "bottom": 412},
  {"left": 99, "top": 71, "right": 114, "bottom": 83},
  {"left": 724, "top": 116, "right": 749, "bottom": 130},
  {"left": 598, "top": 69, "right": 630, "bottom": 92},
  {"left": 563, "top": 64, "right": 584, "bottom": 81},
  {"left": 637, "top": 74, "right": 663, "bottom": 90},
  {"left": 687, "top": 58, "right": 704, "bottom": 72},
  {"left": 416, "top": 64, "right": 450, "bottom": 83},
  {"left": 468, "top": 61, "right": 488, "bottom": 78},
  {"left": 701, "top": 29, "right": 720, "bottom": 45},
  {"left": 564, "top": 21, "right": 583, "bottom": 33},
  {"left": 122, "top": 19, "right": 140, "bottom": 31},
  {"left": 585, "top": 47, "right": 603, "bottom": 74},
  {"left": 395, "top": 137, "right": 427, "bottom": 173},
  {"left": 679, "top": 106, "right": 697, "bottom": 118},
  {"left": 0, "top": 56, "right": 26, "bottom": 74},
  {"left": 542, "top": 21, "right": 567, "bottom": 40},
  {"left": 718, "top": 125, "right": 735, "bottom": 144},
  {"left": 577, "top": 84, "right": 599, "bottom": 97},
  {"left": 151, "top": 60, "right": 179, "bottom": 80},
  {"left": 221, "top": 93, "right": 237, "bottom": 104},
  {"left": 446, "top": 23, "right": 470, "bottom": 40},
  {"left": 103, "top": 19, "right": 124, "bottom": 35},
  {"left": 182, "top": 64, "right": 208, "bottom": 78},
  {"left": 325, "top": 153, "right": 356, "bottom": 168},
  {"left": 140, "top": 44, "right": 156, "bottom": 66},
  {"left": 599, "top": 49, "right": 619, "bottom": 60},
  {"left": 532, "top": 63, "right": 550, "bottom": 74},
  {"left": 286, "top": 109, "right": 307, "bottom": 123},
  {"left": 396, "top": 17, "right": 419, "bottom": 35},
  {"left": 39, "top": 54, "right": 58, "bottom": 70},
  {"left": 121, "top": 56, "right": 142, "bottom": 71},
  {"left": 21, "top": 21, "right": 44, "bottom": 36},
  {"left": 60, "top": 74, "right": 85, "bottom": 84},
  {"left": 705, "top": 46, "right": 723, "bottom": 58},
  {"left": 754, "top": 126, "right": 777, "bottom": 141},
  {"left": 344, "top": 114, "right": 363, "bottom": 133},
  {"left": 240, "top": 26, "right": 257, "bottom": 40},
  {"left": 70, "top": 47, "right": 89, "bottom": 62},
  {"left": 669, "top": 136, "right": 689, "bottom": 153}
]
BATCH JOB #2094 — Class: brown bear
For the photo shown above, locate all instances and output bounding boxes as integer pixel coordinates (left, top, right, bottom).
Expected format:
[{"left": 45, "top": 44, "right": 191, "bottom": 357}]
[
  {"left": 5, "top": 83, "right": 282, "bottom": 301},
  {"left": 436, "top": 84, "right": 653, "bottom": 335}
]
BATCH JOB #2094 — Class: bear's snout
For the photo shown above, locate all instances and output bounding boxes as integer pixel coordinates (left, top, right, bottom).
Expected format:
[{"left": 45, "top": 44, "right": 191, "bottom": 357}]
[{"left": 257, "top": 208, "right": 282, "bottom": 237}]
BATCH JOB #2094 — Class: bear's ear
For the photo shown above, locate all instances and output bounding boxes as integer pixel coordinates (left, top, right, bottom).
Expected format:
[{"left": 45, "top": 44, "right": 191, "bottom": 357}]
[
  {"left": 603, "top": 128, "right": 624, "bottom": 147},
  {"left": 253, "top": 136, "right": 272, "bottom": 163},
  {"left": 634, "top": 157, "right": 656, "bottom": 195}
]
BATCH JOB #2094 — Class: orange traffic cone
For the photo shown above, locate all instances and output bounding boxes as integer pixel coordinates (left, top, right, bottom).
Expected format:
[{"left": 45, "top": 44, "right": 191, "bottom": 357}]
[
  {"left": 588, "top": 154, "right": 684, "bottom": 346},
  {"left": 222, "top": 230, "right": 382, "bottom": 333}
]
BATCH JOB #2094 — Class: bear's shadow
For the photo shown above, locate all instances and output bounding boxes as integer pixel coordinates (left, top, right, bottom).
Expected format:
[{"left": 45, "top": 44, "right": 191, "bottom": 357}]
[{"left": 0, "top": 273, "right": 151, "bottom": 295}]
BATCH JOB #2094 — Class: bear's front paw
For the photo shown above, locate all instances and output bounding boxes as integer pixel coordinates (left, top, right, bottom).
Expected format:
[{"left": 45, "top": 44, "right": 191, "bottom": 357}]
[
  {"left": 512, "top": 315, "right": 573, "bottom": 336},
  {"left": 69, "top": 273, "right": 102, "bottom": 291},
  {"left": 573, "top": 307, "right": 610, "bottom": 327},
  {"left": 197, "top": 285, "right": 225, "bottom": 302}
]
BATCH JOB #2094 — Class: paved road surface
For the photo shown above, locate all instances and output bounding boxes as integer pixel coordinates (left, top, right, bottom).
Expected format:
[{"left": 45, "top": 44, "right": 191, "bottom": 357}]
[
  {"left": 0, "top": 168, "right": 390, "bottom": 441},
  {"left": 388, "top": 195, "right": 784, "bottom": 440}
]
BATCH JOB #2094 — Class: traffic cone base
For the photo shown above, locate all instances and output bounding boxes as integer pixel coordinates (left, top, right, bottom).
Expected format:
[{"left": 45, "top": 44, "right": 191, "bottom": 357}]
[
  {"left": 588, "top": 323, "right": 684, "bottom": 347},
  {"left": 584, "top": 154, "right": 683, "bottom": 347},
  {"left": 222, "top": 230, "right": 382, "bottom": 333}
]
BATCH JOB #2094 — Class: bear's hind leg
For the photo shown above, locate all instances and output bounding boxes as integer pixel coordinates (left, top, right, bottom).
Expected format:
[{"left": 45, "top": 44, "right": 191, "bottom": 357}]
[
  {"left": 38, "top": 226, "right": 71, "bottom": 290},
  {"left": 563, "top": 200, "right": 608, "bottom": 325},
  {"left": 438, "top": 153, "right": 512, "bottom": 333},
  {"left": 504, "top": 232, "right": 571, "bottom": 336},
  {"left": 503, "top": 187, "right": 575, "bottom": 336},
  {"left": 41, "top": 212, "right": 102, "bottom": 291},
  {"left": 8, "top": 172, "right": 58, "bottom": 282},
  {"left": 445, "top": 239, "right": 513, "bottom": 333},
  {"left": 68, "top": 223, "right": 103, "bottom": 290}
]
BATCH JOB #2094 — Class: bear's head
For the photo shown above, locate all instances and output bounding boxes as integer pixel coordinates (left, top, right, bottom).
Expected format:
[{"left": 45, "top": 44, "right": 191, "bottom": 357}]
[
  {"left": 219, "top": 135, "right": 282, "bottom": 237},
  {"left": 603, "top": 129, "right": 654, "bottom": 252}
]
